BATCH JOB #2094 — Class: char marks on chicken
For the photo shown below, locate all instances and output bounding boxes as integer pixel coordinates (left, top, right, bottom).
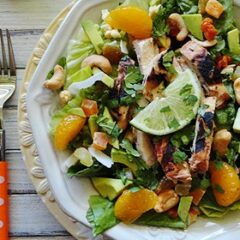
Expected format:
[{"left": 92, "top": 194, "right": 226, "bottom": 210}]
[
  {"left": 189, "top": 97, "right": 217, "bottom": 174},
  {"left": 115, "top": 56, "right": 135, "bottom": 94},
  {"left": 155, "top": 138, "right": 192, "bottom": 184},
  {"left": 180, "top": 41, "right": 221, "bottom": 93}
]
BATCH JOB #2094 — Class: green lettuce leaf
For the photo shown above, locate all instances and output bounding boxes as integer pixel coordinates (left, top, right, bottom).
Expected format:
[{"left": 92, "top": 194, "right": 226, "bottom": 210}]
[
  {"left": 215, "top": 0, "right": 235, "bottom": 35},
  {"left": 135, "top": 210, "right": 187, "bottom": 229},
  {"left": 86, "top": 195, "right": 119, "bottom": 236},
  {"left": 176, "top": 0, "right": 198, "bottom": 14},
  {"left": 199, "top": 191, "right": 240, "bottom": 218}
]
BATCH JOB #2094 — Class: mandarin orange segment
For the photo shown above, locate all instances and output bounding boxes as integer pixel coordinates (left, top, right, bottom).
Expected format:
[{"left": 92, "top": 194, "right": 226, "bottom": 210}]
[
  {"left": 114, "top": 189, "right": 158, "bottom": 223},
  {"left": 54, "top": 114, "right": 86, "bottom": 151},
  {"left": 106, "top": 6, "right": 152, "bottom": 39},
  {"left": 209, "top": 162, "right": 240, "bottom": 207}
]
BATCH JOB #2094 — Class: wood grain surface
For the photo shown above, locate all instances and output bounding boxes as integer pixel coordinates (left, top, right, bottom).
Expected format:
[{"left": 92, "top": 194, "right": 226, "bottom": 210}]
[{"left": 0, "top": 0, "right": 75, "bottom": 239}]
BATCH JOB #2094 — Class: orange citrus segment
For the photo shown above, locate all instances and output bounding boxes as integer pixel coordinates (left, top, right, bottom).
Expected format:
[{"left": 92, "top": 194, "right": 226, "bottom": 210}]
[
  {"left": 54, "top": 114, "right": 86, "bottom": 151},
  {"left": 106, "top": 6, "right": 153, "bottom": 39},
  {"left": 209, "top": 162, "right": 240, "bottom": 207},
  {"left": 114, "top": 189, "right": 158, "bottom": 223}
]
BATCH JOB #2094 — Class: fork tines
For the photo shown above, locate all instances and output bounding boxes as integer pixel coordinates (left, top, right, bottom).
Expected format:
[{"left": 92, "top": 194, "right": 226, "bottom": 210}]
[{"left": 0, "top": 29, "right": 16, "bottom": 77}]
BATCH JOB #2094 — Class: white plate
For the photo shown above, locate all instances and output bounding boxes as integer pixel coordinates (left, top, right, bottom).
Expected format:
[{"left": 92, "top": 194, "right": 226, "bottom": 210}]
[{"left": 26, "top": 0, "right": 240, "bottom": 239}]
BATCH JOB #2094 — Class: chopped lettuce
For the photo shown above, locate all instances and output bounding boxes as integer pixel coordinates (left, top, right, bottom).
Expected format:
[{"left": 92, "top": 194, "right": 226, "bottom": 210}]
[
  {"left": 67, "top": 161, "right": 113, "bottom": 178},
  {"left": 199, "top": 191, "right": 240, "bottom": 218},
  {"left": 121, "top": 0, "right": 150, "bottom": 11},
  {"left": 66, "top": 36, "right": 94, "bottom": 84},
  {"left": 176, "top": 0, "right": 198, "bottom": 14},
  {"left": 86, "top": 195, "right": 119, "bottom": 236},
  {"left": 215, "top": 0, "right": 235, "bottom": 35},
  {"left": 135, "top": 210, "right": 187, "bottom": 229}
]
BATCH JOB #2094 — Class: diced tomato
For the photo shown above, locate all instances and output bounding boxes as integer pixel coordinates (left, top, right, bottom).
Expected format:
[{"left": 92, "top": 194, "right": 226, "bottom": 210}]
[
  {"left": 167, "top": 207, "right": 178, "bottom": 219},
  {"left": 205, "top": 0, "right": 224, "bottom": 19},
  {"left": 93, "top": 132, "right": 109, "bottom": 151},
  {"left": 216, "top": 55, "right": 232, "bottom": 70},
  {"left": 190, "top": 206, "right": 201, "bottom": 216},
  {"left": 81, "top": 99, "right": 98, "bottom": 117},
  {"left": 190, "top": 188, "right": 206, "bottom": 206},
  {"left": 201, "top": 18, "right": 218, "bottom": 41}
]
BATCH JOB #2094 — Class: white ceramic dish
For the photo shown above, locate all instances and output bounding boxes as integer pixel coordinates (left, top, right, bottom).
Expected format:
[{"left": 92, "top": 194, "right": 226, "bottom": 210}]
[{"left": 26, "top": 0, "right": 240, "bottom": 239}]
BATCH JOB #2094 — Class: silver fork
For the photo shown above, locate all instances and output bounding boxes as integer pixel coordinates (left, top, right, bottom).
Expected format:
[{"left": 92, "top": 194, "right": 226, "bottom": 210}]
[{"left": 0, "top": 29, "right": 16, "bottom": 239}]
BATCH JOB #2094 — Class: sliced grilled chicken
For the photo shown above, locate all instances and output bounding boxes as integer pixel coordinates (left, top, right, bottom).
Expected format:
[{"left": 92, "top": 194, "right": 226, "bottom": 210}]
[
  {"left": 133, "top": 38, "right": 159, "bottom": 79},
  {"left": 115, "top": 56, "right": 135, "bottom": 94},
  {"left": 189, "top": 97, "right": 217, "bottom": 174},
  {"left": 133, "top": 128, "right": 157, "bottom": 167},
  {"left": 155, "top": 139, "right": 192, "bottom": 183},
  {"left": 180, "top": 41, "right": 221, "bottom": 93},
  {"left": 208, "top": 83, "right": 231, "bottom": 109}
]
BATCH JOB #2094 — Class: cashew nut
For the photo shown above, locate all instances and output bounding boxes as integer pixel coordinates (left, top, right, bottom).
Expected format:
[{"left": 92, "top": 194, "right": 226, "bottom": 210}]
[
  {"left": 81, "top": 55, "right": 112, "bottom": 74},
  {"left": 154, "top": 189, "right": 179, "bottom": 213},
  {"left": 213, "top": 129, "right": 232, "bottom": 156},
  {"left": 59, "top": 90, "right": 72, "bottom": 105},
  {"left": 168, "top": 13, "right": 188, "bottom": 41},
  {"left": 43, "top": 65, "right": 65, "bottom": 90},
  {"left": 234, "top": 78, "right": 240, "bottom": 105}
]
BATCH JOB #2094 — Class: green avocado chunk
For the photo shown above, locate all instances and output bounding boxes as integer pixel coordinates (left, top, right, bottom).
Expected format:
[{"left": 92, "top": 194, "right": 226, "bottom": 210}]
[
  {"left": 81, "top": 20, "right": 104, "bottom": 54},
  {"left": 91, "top": 177, "right": 132, "bottom": 200},
  {"left": 182, "top": 14, "right": 203, "bottom": 40},
  {"left": 88, "top": 115, "right": 98, "bottom": 137},
  {"left": 177, "top": 196, "right": 193, "bottom": 224},
  {"left": 228, "top": 28, "right": 240, "bottom": 55},
  {"left": 111, "top": 148, "right": 138, "bottom": 174},
  {"left": 92, "top": 68, "right": 114, "bottom": 89},
  {"left": 233, "top": 108, "right": 240, "bottom": 133}
]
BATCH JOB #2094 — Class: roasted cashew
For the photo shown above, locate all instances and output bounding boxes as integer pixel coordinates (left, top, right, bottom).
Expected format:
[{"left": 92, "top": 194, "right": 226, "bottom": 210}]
[
  {"left": 43, "top": 65, "right": 65, "bottom": 90},
  {"left": 213, "top": 129, "right": 232, "bottom": 156},
  {"left": 168, "top": 13, "right": 188, "bottom": 41},
  {"left": 81, "top": 55, "right": 112, "bottom": 74},
  {"left": 234, "top": 78, "right": 240, "bottom": 105},
  {"left": 59, "top": 90, "right": 72, "bottom": 105},
  {"left": 154, "top": 189, "right": 179, "bottom": 213}
]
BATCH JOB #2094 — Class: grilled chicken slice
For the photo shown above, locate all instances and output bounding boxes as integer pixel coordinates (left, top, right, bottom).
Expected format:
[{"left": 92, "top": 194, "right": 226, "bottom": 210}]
[
  {"left": 115, "top": 56, "right": 135, "bottom": 94},
  {"left": 155, "top": 139, "right": 192, "bottom": 183},
  {"left": 133, "top": 128, "right": 157, "bottom": 167},
  {"left": 180, "top": 41, "right": 221, "bottom": 93},
  {"left": 189, "top": 97, "right": 217, "bottom": 174},
  {"left": 208, "top": 83, "right": 230, "bottom": 109},
  {"left": 133, "top": 38, "right": 159, "bottom": 78}
]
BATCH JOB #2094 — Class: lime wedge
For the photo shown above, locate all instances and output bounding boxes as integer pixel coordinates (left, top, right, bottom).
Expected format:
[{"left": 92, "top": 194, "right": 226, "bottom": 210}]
[{"left": 130, "top": 69, "right": 202, "bottom": 135}]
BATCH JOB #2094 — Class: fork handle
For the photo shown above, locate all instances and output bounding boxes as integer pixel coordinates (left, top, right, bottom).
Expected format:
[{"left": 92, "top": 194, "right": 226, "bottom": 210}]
[{"left": 0, "top": 161, "right": 8, "bottom": 239}]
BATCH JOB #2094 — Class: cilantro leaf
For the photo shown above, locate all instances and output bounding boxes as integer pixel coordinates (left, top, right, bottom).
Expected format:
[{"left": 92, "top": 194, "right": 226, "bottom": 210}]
[
  {"left": 97, "top": 116, "right": 122, "bottom": 138},
  {"left": 214, "top": 184, "right": 225, "bottom": 194},
  {"left": 184, "top": 95, "right": 198, "bottom": 106},
  {"left": 173, "top": 150, "right": 187, "bottom": 164},
  {"left": 180, "top": 84, "right": 192, "bottom": 96},
  {"left": 160, "top": 106, "right": 171, "bottom": 113},
  {"left": 168, "top": 118, "right": 180, "bottom": 129},
  {"left": 86, "top": 195, "right": 119, "bottom": 236},
  {"left": 120, "top": 139, "right": 141, "bottom": 157},
  {"left": 162, "top": 51, "right": 176, "bottom": 74}
]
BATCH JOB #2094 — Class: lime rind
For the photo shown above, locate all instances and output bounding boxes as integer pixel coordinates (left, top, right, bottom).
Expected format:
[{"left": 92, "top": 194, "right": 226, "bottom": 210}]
[{"left": 130, "top": 69, "right": 202, "bottom": 136}]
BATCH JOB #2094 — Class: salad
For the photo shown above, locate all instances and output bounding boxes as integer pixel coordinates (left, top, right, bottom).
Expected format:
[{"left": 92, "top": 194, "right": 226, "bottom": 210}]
[{"left": 43, "top": 0, "right": 240, "bottom": 236}]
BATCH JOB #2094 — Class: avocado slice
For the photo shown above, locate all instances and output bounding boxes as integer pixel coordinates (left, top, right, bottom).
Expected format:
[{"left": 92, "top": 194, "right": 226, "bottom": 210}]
[
  {"left": 67, "top": 108, "right": 86, "bottom": 117},
  {"left": 92, "top": 177, "right": 132, "bottom": 200},
  {"left": 102, "top": 107, "right": 120, "bottom": 149},
  {"left": 92, "top": 68, "right": 114, "bottom": 88},
  {"left": 228, "top": 28, "right": 240, "bottom": 55},
  {"left": 177, "top": 196, "right": 193, "bottom": 224},
  {"left": 111, "top": 148, "right": 138, "bottom": 174},
  {"left": 182, "top": 14, "right": 203, "bottom": 40},
  {"left": 233, "top": 108, "right": 240, "bottom": 133},
  {"left": 81, "top": 20, "right": 104, "bottom": 54},
  {"left": 88, "top": 115, "right": 98, "bottom": 137}
]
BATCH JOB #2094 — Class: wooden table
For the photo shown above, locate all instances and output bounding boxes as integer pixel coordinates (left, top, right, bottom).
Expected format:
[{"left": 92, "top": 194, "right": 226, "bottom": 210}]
[{"left": 0, "top": 1, "right": 75, "bottom": 239}]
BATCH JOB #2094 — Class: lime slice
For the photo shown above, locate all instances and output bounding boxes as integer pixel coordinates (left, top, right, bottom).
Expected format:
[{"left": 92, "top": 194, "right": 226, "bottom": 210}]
[{"left": 130, "top": 69, "right": 202, "bottom": 135}]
